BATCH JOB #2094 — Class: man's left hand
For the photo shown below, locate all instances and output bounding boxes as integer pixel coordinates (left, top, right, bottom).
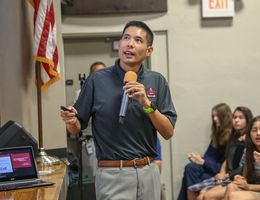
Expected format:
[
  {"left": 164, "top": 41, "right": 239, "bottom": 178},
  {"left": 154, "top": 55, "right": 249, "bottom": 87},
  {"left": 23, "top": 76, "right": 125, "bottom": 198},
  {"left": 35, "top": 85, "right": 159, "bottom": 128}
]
[{"left": 124, "top": 81, "right": 150, "bottom": 108}]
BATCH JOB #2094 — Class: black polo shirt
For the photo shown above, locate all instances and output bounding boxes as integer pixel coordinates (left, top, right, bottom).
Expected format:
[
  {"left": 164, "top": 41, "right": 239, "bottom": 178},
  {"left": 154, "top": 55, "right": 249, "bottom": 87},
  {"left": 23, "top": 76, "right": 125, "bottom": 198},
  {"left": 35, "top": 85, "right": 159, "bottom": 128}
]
[{"left": 74, "top": 59, "right": 177, "bottom": 160}]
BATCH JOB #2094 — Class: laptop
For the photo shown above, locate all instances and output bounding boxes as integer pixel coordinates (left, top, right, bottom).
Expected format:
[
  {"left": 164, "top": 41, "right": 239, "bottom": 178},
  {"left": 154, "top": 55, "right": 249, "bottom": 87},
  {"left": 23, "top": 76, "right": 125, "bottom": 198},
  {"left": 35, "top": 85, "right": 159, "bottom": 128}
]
[{"left": 0, "top": 146, "right": 54, "bottom": 191}]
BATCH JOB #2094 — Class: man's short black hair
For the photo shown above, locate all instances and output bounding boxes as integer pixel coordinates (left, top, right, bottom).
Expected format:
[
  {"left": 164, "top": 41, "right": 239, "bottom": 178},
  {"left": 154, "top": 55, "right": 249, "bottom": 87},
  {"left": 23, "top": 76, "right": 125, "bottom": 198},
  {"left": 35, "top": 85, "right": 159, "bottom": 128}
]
[
  {"left": 90, "top": 61, "right": 106, "bottom": 74},
  {"left": 122, "top": 21, "right": 154, "bottom": 46}
]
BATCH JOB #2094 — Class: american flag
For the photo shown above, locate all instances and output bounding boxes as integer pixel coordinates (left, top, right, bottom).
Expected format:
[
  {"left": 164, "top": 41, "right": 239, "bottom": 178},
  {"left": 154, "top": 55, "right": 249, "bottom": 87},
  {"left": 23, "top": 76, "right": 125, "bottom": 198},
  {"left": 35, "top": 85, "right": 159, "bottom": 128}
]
[{"left": 28, "top": 0, "right": 60, "bottom": 92}]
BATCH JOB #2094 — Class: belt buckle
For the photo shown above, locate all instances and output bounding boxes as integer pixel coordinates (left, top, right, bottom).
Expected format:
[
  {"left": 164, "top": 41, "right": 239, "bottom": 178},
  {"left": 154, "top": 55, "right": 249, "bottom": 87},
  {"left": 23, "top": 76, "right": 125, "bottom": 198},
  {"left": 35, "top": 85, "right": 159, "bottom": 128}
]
[{"left": 132, "top": 158, "right": 138, "bottom": 168}]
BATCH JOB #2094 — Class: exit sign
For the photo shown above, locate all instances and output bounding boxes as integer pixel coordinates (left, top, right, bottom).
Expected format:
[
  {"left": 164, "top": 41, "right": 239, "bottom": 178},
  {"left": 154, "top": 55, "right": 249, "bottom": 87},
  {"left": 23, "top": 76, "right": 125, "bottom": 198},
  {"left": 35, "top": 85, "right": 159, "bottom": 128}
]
[{"left": 202, "top": 0, "right": 234, "bottom": 18}]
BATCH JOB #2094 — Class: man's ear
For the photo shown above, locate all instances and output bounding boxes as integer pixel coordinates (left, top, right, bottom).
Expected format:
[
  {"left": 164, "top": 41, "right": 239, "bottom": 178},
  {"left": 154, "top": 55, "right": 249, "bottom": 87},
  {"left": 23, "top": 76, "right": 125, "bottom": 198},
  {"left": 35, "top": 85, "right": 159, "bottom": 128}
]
[{"left": 146, "top": 46, "right": 153, "bottom": 56}]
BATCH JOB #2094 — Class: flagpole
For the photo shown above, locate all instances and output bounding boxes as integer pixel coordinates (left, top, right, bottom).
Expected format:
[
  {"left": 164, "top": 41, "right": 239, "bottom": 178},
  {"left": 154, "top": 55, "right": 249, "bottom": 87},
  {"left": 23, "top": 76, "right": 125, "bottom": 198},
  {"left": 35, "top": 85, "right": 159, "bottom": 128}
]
[
  {"left": 35, "top": 61, "right": 60, "bottom": 166},
  {"left": 36, "top": 61, "right": 43, "bottom": 148}
]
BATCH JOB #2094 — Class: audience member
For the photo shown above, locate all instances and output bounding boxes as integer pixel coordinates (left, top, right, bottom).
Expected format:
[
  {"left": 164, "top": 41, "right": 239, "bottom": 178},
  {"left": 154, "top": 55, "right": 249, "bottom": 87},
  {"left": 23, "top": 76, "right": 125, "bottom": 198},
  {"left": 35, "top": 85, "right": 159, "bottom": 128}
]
[
  {"left": 89, "top": 61, "right": 106, "bottom": 74},
  {"left": 223, "top": 115, "right": 260, "bottom": 200},
  {"left": 74, "top": 61, "right": 106, "bottom": 103},
  {"left": 177, "top": 103, "right": 233, "bottom": 200},
  {"left": 188, "top": 106, "right": 253, "bottom": 200}
]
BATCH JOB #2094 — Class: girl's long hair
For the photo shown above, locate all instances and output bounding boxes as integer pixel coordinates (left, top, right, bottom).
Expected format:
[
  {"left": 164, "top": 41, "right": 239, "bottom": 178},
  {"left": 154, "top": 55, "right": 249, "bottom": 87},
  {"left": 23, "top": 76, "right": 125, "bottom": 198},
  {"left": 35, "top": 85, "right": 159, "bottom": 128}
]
[
  {"left": 245, "top": 115, "right": 260, "bottom": 184},
  {"left": 211, "top": 103, "right": 233, "bottom": 148}
]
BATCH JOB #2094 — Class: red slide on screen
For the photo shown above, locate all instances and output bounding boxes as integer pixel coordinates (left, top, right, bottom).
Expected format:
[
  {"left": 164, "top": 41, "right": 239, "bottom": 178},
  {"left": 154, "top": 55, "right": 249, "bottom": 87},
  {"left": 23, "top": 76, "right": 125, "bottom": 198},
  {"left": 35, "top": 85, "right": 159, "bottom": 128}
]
[{"left": 11, "top": 153, "right": 32, "bottom": 168}]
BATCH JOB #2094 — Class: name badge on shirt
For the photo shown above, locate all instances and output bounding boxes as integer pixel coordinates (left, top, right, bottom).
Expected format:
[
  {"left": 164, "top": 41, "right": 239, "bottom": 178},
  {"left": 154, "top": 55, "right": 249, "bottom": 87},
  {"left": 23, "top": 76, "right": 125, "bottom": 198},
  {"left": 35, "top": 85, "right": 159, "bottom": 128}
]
[{"left": 86, "top": 141, "right": 94, "bottom": 154}]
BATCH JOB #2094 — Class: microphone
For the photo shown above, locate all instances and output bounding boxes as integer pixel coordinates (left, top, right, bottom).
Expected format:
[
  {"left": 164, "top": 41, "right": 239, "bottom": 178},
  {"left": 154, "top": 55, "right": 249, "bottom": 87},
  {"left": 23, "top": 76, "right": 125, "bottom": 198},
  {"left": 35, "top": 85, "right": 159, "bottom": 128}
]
[{"left": 119, "top": 71, "right": 137, "bottom": 124}]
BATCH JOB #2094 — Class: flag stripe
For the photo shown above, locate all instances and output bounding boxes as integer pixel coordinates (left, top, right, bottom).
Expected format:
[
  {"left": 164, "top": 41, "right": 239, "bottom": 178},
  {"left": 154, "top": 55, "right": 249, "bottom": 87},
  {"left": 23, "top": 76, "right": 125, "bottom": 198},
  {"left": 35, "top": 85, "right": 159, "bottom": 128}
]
[
  {"left": 50, "top": 3, "right": 55, "bottom": 28},
  {"left": 29, "top": 0, "right": 60, "bottom": 92},
  {"left": 53, "top": 47, "right": 59, "bottom": 71},
  {"left": 37, "top": 5, "right": 50, "bottom": 57},
  {"left": 33, "top": 0, "right": 46, "bottom": 56}
]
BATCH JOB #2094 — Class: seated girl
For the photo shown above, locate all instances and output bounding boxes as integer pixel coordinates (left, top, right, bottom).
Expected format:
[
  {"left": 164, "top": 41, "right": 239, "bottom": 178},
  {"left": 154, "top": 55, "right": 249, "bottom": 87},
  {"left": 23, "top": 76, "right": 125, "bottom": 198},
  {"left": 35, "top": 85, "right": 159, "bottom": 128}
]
[
  {"left": 223, "top": 115, "right": 260, "bottom": 200},
  {"left": 177, "top": 103, "right": 233, "bottom": 200}
]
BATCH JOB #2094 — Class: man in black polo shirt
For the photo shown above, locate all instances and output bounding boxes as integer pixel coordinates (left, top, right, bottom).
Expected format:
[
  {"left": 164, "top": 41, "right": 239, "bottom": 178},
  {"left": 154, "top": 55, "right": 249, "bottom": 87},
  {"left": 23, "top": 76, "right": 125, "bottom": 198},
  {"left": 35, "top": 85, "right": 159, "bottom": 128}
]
[{"left": 61, "top": 20, "right": 177, "bottom": 200}]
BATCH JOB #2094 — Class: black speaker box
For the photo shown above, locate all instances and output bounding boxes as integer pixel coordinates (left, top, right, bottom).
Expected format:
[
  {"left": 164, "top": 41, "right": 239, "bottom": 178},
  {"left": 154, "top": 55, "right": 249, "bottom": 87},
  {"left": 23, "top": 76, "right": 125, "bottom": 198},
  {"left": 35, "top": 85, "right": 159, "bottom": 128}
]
[{"left": 0, "top": 120, "right": 38, "bottom": 157}]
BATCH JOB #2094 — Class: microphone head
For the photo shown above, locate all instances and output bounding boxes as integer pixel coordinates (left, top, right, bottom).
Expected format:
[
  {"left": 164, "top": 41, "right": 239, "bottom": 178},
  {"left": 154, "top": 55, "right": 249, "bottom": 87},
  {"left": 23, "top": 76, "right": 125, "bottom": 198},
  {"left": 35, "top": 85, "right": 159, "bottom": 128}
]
[{"left": 123, "top": 71, "right": 137, "bottom": 83}]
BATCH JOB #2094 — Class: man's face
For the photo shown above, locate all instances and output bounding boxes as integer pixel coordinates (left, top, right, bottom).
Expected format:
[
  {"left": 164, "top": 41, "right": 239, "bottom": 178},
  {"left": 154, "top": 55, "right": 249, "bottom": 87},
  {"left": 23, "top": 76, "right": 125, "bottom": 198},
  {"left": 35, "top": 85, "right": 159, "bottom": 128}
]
[{"left": 118, "top": 26, "right": 153, "bottom": 69}]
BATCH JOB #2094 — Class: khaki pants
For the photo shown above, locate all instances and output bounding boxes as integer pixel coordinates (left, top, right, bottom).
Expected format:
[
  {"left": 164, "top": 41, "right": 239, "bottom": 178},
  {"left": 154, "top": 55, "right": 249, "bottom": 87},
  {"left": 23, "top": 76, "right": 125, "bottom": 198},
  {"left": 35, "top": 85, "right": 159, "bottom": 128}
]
[{"left": 95, "top": 162, "right": 161, "bottom": 200}]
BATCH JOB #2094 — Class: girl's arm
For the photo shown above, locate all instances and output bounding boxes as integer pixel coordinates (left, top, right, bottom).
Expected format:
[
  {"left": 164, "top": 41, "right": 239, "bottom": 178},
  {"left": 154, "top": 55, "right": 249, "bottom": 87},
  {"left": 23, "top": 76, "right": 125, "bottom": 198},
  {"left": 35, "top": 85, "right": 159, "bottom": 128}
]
[
  {"left": 248, "top": 184, "right": 260, "bottom": 192},
  {"left": 215, "top": 160, "right": 229, "bottom": 182},
  {"left": 233, "top": 175, "right": 260, "bottom": 192},
  {"left": 219, "top": 160, "right": 227, "bottom": 174},
  {"left": 233, "top": 178, "right": 260, "bottom": 192}
]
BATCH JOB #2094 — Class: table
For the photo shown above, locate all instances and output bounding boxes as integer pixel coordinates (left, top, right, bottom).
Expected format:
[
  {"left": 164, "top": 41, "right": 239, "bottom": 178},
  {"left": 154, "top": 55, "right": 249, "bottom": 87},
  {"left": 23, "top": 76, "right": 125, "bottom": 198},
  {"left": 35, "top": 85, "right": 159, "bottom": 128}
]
[{"left": 0, "top": 162, "right": 68, "bottom": 200}]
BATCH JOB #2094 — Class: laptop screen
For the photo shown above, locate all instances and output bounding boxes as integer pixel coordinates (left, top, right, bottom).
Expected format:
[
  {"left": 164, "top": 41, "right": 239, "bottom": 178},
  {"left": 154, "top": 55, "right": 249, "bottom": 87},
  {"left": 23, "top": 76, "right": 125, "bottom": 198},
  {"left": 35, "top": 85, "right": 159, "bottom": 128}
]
[{"left": 0, "top": 146, "right": 38, "bottom": 182}]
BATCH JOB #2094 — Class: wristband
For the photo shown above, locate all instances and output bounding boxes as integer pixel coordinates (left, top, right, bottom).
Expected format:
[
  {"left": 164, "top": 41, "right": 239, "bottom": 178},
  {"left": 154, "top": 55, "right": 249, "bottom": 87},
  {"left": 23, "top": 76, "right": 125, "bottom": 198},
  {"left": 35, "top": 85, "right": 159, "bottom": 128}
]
[{"left": 143, "top": 101, "right": 157, "bottom": 113}]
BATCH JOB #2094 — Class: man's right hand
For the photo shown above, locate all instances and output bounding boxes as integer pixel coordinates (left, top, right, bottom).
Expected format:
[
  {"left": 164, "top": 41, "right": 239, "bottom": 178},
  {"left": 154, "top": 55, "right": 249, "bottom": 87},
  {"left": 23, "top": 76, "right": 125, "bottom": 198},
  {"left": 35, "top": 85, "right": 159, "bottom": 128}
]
[{"left": 60, "top": 106, "right": 78, "bottom": 125}]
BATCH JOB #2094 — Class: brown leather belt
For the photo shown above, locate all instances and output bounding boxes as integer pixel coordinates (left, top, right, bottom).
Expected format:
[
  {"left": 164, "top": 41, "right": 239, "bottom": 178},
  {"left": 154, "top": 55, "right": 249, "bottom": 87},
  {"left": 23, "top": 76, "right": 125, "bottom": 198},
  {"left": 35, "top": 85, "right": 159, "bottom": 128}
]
[{"left": 98, "top": 157, "right": 154, "bottom": 168}]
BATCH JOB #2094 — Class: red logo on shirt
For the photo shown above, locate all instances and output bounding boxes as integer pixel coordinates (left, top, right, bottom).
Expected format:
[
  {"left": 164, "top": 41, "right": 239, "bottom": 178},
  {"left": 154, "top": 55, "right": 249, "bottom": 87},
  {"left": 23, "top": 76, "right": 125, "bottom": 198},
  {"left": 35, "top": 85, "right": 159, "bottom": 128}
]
[{"left": 146, "top": 88, "right": 156, "bottom": 98}]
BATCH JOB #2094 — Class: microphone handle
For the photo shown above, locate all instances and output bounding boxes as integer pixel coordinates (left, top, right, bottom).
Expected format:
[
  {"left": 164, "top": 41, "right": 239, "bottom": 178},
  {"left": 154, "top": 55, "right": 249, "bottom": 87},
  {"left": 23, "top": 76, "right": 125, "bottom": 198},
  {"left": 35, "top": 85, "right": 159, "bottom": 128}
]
[{"left": 119, "top": 90, "right": 129, "bottom": 123}]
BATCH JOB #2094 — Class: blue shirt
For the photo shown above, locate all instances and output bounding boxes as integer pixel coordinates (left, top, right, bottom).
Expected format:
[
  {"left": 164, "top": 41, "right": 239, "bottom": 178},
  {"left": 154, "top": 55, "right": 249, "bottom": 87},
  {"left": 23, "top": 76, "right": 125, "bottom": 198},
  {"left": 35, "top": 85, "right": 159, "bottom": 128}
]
[
  {"left": 74, "top": 59, "right": 177, "bottom": 160},
  {"left": 155, "top": 137, "right": 162, "bottom": 161},
  {"left": 203, "top": 142, "right": 226, "bottom": 174}
]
